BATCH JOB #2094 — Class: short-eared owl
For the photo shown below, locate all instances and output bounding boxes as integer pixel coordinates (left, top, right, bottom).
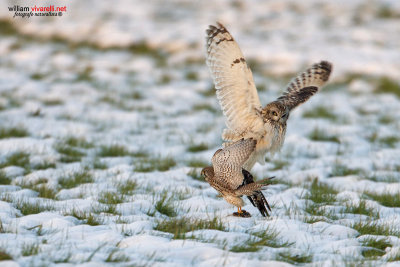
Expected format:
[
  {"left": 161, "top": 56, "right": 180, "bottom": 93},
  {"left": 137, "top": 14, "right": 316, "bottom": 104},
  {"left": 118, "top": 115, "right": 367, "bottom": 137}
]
[
  {"left": 201, "top": 138, "right": 273, "bottom": 217},
  {"left": 205, "top": 22, "right": 333, "bottom": 170}
]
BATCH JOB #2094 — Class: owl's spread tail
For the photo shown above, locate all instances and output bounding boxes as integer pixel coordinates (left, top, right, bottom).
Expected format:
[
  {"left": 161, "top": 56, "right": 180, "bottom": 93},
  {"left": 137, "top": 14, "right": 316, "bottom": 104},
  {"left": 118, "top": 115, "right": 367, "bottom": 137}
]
[{"left": 247, "top": 191, "right": 271, "bottom": 217}]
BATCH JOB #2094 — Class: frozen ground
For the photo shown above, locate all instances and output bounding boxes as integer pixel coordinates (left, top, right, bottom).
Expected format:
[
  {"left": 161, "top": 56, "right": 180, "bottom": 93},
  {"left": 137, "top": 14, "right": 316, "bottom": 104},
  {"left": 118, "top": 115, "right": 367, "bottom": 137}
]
[{"left": 0, "top": 0, "right": 400, "bottom": 266}]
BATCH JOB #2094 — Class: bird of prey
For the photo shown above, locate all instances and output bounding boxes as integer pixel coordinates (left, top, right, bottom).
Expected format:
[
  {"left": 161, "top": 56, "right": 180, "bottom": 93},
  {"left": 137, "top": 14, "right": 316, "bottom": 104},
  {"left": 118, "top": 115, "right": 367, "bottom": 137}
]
[
  {"left": 201, "top": 138, "right": 273, "bottom": 217},
  {"left": 205, "top": 22, "right": 333, "bottom": 170}
]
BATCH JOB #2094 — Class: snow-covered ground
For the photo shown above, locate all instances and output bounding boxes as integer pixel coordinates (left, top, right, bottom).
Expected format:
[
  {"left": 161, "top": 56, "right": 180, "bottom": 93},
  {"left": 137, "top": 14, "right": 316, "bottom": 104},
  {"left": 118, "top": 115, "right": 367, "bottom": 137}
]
[{"left": 0, "top": 0, "right": 400, "bottom": 266}]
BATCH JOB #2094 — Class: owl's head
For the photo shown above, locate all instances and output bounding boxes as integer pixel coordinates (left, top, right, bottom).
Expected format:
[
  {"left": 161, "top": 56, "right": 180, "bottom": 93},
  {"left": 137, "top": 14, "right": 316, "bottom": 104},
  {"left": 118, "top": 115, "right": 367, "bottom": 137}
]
[
  {"left": 262, "top": 101, "right": 289, "bottom": 124},
  {"left": 201, "top": 166, "right": 214, "bottom": 181}
]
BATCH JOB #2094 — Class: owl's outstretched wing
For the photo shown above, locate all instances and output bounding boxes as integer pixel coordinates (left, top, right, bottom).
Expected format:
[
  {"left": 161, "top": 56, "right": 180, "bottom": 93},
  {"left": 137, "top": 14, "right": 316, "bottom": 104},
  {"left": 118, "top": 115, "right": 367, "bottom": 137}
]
[
  {"left": 211, "top": 138, "right": 256, "bottom": 189},
  {"left": 206, "top": 23, "right": 263, "bottom": 135},
  {"left": 277, "top": 61, "right": 332, "bottom": 110}
]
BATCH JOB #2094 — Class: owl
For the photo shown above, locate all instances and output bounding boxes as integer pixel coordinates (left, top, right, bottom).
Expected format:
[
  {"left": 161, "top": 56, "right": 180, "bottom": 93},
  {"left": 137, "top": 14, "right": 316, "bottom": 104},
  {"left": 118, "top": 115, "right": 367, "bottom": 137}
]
[
  {"left": 201, "top": 138, "right": 273, "bottom": 217},
  {"left": 205, "top": 22, "right": 333, "bottom": 170}
]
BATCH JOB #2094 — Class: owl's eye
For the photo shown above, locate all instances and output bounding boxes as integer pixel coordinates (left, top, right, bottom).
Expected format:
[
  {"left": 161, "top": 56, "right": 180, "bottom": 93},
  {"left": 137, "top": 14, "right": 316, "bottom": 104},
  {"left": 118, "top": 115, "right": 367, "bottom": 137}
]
[{"left": 272, "top": 111, "right": 278, "bottom": 116}]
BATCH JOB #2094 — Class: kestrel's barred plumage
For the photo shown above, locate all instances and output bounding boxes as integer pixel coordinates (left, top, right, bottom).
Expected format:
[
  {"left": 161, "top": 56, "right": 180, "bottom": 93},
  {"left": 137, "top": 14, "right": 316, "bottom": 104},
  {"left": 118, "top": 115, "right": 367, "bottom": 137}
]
[
  {"left": 201, "top": 138, "right": 273, "bottom": 217},
  {"left": 205, "top": 22, "right": 333, "bottom": 170}
]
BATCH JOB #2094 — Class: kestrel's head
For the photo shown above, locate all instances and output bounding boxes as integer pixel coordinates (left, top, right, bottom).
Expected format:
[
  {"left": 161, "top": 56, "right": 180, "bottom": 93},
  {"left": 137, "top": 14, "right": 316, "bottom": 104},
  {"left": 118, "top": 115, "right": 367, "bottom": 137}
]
[
  {"left": 262, "top": 101, "right": 289, "bottom": 124},
  {"left": 201, "top": 166, "right": 214, "bottom": 181}
]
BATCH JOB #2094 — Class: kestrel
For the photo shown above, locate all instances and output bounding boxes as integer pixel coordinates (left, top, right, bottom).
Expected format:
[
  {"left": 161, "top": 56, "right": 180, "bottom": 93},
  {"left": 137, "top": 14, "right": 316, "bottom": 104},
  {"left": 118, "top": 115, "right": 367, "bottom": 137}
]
[
  {"left": 205, "top": 22, "right": 333, "bottom": 170},
  {"left": 201, "top": 138, "right": 273, "bottom": 217}
]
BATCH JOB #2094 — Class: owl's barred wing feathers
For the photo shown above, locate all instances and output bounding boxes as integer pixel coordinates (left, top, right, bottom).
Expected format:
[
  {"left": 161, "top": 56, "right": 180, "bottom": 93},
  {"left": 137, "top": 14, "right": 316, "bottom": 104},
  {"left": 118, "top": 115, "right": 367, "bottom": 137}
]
[
  {"left": 205, "top": 23, "right": 263, "bottom": 135},
  {"left": 277, "top": 61, "right": 332, "bottom": 110},
  {"left": 211, "top": 138, "right": 256, "bottom": 190}
]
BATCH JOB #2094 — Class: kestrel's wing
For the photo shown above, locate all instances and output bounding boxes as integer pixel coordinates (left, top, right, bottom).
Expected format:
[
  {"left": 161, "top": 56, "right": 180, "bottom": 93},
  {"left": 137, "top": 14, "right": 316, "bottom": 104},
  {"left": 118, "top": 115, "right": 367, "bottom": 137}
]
[
  {"left": 277, "top": 61, "right": 332, "bottom": 111},
  {"left": 206, "top": 23, "right": 264, "bottom": 135},
  {"left": 211, "top": 138, "right": 256, "bottom": 190}
]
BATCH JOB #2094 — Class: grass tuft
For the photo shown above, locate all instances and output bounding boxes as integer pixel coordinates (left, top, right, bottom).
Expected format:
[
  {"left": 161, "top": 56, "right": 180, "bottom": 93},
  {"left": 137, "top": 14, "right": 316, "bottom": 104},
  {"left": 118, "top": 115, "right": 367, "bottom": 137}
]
[
  {"left": 98, "top": 191, "right": 124, "bottom": 205},
  {"left": 231, "top": 228, "right": 291, "bottom": 252},
  {"left": 134, "top": 156, "right": 176, "bottom": 172},
  {"left": 13, "top": 199, "right": 54, "bottom": 216},
  {"left": 306, "top": 179, "right": 338, "bottom": 204},
  {"left": 343, "top": 199, "right": 378, "bottom": 218},
  {"left": 187, "top": 143, "right": 209, "bottom": 153},
  {"left": 361, "top": 237, "right": 391, "bottom": 259},
  {"left": 154, "top": 217, "right": 225, "bottom": 239},
  {"left": 0, "top": 152, "right": 30, "bottom": 171},
  {"left": 115, "top": 180, "right": 137, "bottom": 195},
  {"left": 65, "top": 209, "right": 103, "bottom": 226},
  {"left": 186, "top": 158, "right": 208, "bottom": 168},
  {"left": 352, "top": 220, "right": 399, "bottom": 236},
  {"left": 0, "top": 250, "right": 12, "bottom": 261},
  {"left": 303, "top": 106, "right": 337, "bottom": 120},
  {"left": 363, "top": 191, "right": 400, "bottom": 208},
  {"left": 65, "top": 136, "right": 93, "bottom": 148},
  {"left": 155, "top": 193, "right": 177, "bottom": 217},
  {"left": 0, "top": 171, "right": 10, "bottom": 185},
  {"left": 105, "top": 249, "right": 130, "bottom": 262},
  {"left": 58, "top": 169, "right": 93, "bottom": 189},
  {"left": 277, "top": 251, "right": 313, "bottom": 264},
  {"left": 98, "top": 145, "right": 131, "bottom": 157},
  {"left": 54, "top": 144, "right": 85, "bottom": 163},
  {"left": 375, "top": 77, "right": 400, "bottom": 97},
  {"left": 309, "top": 128, "right": 340, "bottom": 143},
  {"left": 187, "top": 168, "right": 204, "bottom": 182},
  {"left": 331, "top": 162, "right": 361, "bottom": 177},
  {"left": 0, "top": 127, "right": 29, "bottom": 139},
  {"left": 21, "top": 243, "right": 40, "bottom": 256}
]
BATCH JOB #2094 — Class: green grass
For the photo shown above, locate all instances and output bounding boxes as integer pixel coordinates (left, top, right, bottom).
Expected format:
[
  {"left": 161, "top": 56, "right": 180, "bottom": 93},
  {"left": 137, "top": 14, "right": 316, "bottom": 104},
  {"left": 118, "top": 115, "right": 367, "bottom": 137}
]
[
  {"left": 0, "top": 152, "right": 30, "bottom": 172},
  {"left": 0, "top": 171, "right": 10, "bottom": 185},
  {"left": 105, "top": 249, "right": 130, "bottom": 262},
  {"left": 303, "top": 106, "right": 337, "bottom": 120},
  {"left": 32, "top": 161, "right": 56, "bottom": 170},
  {"left": 269, "top": 159, "right": 289, "bottom": 171},
  {"left": 64, "top": 136, "right": 93, "bottom": 148},
  {"left": 58, "top": 169, "right": 94, "bottom": 189},
  {"left": 230, "top": 228, "right": 291, "bottom": 252},
  {"left": 134, "top": 156, "right": 176, "bottom": 172},
  {"left": 193, "top": 103, "right": 217, "bottom": 113},
  {"left": 54, "top": 144, "right": 85, "bottom": 163},
  {"left": 303, "top": 179, "right": 339, "bottom": 221},
  {"left": 98, "top": 145, "right": 131, "bottom": 157},
  {"left": 352, "top": 220, "right": 399, "bottom": 237},
  {"left": 309, "top": 128, "right": 340, "bottom": 143},
  {"left": 155, "top": 193, "right": 177, "bottom": 217},
  {"left": 187, "top": 143, "right": 209, "bottom": 152},
  {"left": 0, "top": 250, "right": 12, "bottom": 261},
  {"left": 65, "top": 209, "right": 104, "bottom": 226},
  {"left": 13, "top": 199, "right": 54, "bottom": 216},
  {"left": 154, "top": 217, "right": 225, "bottom": 239},
  {"left": 375, "top": 77, "right": 400, "bottom": 97},
  {"left": 361, "top": 237, "right": 391, "bottom": 259},
  {"left": 363, "top": 191, "right": 400, "bottom": 208},
  {"left": 378, "top": 115, "right": 395, "bottom": 125},
  {"left": 185, "top": 71, "right": 199, "bottom": 81},
  {"left": 186, "top": 158, "right": 208, "bottom": 168},
  {"left": 343, "top": 199, "right": 378, "bottom": 218},
  {"left": 21, "top": 243, "right": 40, "bottom": 256},
  {"left": 306, "top": 179, "right": 338, "bottom": 204},
  {"left": 42, "top": 99, "right": 63, "bottom": 106},
  {"left": 330, "top": 162, "right": 361, "bottom": 177},
  {"left": 187, "top": 168, "right": 204, "bottom": 182},
  {"left": 277, "top": 251, "right": 313, "bottom": 264},
  {"left": 378, "top": 136, "right": 399, "bottom": 148},
  {"left": 98, "top": 191, "right": 124, "bottom": 205},
  {"left": 115, "top": 180, "right": 137, "bottom": 195},
  {"left": 0, "top": 127, "right": 29, "bottom": 139}
]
